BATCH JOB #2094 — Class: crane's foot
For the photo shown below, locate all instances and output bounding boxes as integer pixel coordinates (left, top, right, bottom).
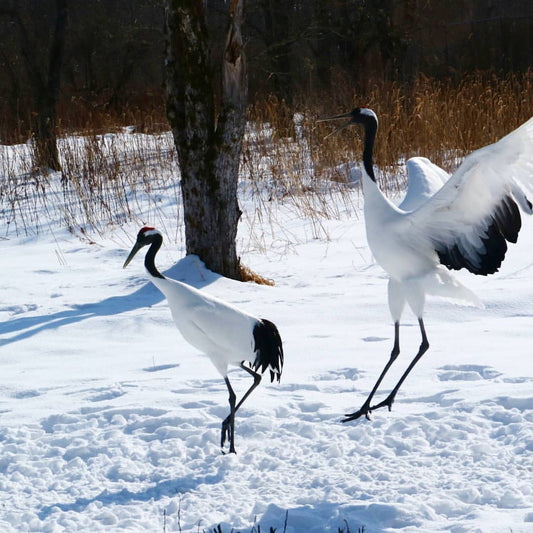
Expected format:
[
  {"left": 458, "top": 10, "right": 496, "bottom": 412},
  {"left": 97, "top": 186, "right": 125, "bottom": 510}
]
[
  {"left": 343, "top": 393, "right": 399, "bottom": 423},
  {"left": 221, "top": 416, "right": 236, "bottom": 454},
  {"left": 342, "top": 401, "right": 373, "bottom": 423},
  {"left": 369, "top": 393, "right": 396, "bottom": 413}
]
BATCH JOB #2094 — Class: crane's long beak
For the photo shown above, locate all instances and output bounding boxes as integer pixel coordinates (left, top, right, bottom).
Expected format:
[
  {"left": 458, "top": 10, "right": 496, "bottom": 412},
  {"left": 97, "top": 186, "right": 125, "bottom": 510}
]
[
  {"left": 317, "top": 111, "right": 353, "bottom": 122},
  {"left": 123, "top": 242, "right": 143, "bottom": 269},
  {"left": 317, "top": 111, "right": 353, "bottom": 139}
]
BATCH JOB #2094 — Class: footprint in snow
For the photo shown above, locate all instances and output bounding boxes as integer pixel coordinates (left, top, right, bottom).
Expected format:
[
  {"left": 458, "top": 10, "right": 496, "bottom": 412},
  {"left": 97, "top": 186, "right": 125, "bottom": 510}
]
[
  {"left": 437, "top": 364, "right": 502, "bottom": 382},
  {"left": 12, "top": 389, "right": 42, "bottom": 399},
  {"left": 88, "top": 387, "right": 127, "bottom": 402},
  {"left": 142, "top": 363, "right": 180, "bottom": 373},
  {"left": 315, "top": 368, "right": 363, "bottom": 381}
]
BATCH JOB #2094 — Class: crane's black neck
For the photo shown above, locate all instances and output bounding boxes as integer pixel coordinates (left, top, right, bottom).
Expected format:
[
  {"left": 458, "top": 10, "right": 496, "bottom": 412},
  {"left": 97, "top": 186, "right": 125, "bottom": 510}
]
[
  {"left": 361, "top": 118, "right": 377, "bottom": 182},
  {"left": 145, "top": 234, "right": 165, "bottom": 279}
]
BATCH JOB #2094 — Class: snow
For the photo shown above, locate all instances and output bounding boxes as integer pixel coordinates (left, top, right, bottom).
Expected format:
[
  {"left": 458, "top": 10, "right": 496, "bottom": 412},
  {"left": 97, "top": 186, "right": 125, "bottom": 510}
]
[{"left": 1, "top": 132, "right": 533, "bottom": 532}]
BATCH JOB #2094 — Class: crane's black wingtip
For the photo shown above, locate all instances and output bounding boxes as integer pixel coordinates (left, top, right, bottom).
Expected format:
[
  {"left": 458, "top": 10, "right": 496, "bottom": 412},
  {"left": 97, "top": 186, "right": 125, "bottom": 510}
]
[{"left": 436, "top": 195, "right": 523, "bottom": 276}]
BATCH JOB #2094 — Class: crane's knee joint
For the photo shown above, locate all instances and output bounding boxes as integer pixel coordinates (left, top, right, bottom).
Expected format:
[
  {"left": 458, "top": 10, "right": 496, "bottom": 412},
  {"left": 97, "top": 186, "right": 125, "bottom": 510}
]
[{"left": 390, "top": 345, "right": 400, "bottom": 361}]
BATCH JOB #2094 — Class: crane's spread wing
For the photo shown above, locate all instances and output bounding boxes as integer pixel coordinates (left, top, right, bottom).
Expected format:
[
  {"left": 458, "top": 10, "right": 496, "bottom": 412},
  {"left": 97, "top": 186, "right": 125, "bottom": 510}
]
[
  {"left": 406, "top": 116, "right": 533, "bottom": 275},
  {"left": 398, "top": 157, "right": 450, "bottom": 212}
]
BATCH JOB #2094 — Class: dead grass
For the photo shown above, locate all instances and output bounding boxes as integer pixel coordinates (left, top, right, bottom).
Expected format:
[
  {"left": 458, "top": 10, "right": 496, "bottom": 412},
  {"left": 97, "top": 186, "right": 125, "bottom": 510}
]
[
  {"left": 2, "top": 72, "right": 532, "bottom": 246},
  {"left": 239, "top": 264, "right": 275, "bottom": 286},
  {"left": 309, "top": 71, "right": 533, "bottom": 177}
]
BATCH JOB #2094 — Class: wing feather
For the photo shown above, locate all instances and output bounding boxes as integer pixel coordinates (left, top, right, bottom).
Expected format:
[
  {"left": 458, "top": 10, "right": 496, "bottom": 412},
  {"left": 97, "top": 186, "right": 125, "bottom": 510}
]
[
  {"left": 188, "top": 297, "right": 256, "bottom": 355},
  {"left": 399, "top": 157, "right": 450, "bottom": 211},
  {"left": 406, "top": 117, "right": 533, "bottom": 275}
]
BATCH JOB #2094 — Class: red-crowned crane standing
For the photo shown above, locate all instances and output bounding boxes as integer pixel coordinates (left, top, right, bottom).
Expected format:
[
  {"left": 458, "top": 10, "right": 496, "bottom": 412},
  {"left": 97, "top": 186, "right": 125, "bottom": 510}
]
[
  {"left": 123, "top": 227, "right": 284, "bottom": 453},
  {"left": 321, "top": 108, "right": 533, "bottom": 422}
]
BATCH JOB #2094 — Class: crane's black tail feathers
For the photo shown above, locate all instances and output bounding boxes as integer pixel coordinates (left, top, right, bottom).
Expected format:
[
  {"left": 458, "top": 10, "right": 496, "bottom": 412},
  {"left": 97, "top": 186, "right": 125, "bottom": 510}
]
[{"left": 251, "top": 319, "right": 284, "bottom": 383}]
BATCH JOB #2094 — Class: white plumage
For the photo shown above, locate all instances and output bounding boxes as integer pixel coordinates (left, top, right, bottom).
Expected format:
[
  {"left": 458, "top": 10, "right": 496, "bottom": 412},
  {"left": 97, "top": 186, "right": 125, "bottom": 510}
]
[
  {"left": 123, "top": 227, "right": 284, "bottom": 453},
  {"left": 321, "top": 107, "right": 533, "bottom": 421},
  {"left": 398, "top": 157, "right": 449, "bottom": 211}
]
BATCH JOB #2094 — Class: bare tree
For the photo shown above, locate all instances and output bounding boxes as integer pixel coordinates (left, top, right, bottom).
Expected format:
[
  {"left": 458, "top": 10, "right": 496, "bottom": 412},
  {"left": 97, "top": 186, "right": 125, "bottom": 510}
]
[
  {"left": 165, "top": 0, "right": 246, "bottom": 279},
  {"left": 1, "top": 0, "right": 68, "bottom": 171}
]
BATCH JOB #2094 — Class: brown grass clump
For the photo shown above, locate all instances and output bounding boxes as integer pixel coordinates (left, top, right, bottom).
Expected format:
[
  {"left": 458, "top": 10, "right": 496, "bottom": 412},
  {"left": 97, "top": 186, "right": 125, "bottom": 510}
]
[
  {"left": 239, "top": 264, "right": 275, "bottom": 286},
  {"left": 2, "top": 71, "right": 532, "bottom": 245},
  {"left": 309, "top": 71, "right": 533, "bottom": 178}
]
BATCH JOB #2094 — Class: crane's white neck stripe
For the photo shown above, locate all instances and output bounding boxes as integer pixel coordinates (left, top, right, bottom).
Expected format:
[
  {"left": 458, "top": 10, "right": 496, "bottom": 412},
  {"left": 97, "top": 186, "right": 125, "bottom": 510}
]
[{"left": 361, "top": 107, "right": 378, "bottom": 123}]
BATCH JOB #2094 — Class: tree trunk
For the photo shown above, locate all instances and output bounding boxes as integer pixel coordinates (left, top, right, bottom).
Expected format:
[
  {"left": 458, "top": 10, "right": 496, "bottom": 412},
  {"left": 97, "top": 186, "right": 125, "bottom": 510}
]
[
  {"left": 11, "top": 0, "right": 68, "bottom": 171},
  {"left": 165, "top": 0, "right": 246, "bottom": 279},
  {"left": 40, "top": 0, "right": 68, "bottom": 172},
  {"left": 34, "top": 95, "right": 62, "bottom": 173}
]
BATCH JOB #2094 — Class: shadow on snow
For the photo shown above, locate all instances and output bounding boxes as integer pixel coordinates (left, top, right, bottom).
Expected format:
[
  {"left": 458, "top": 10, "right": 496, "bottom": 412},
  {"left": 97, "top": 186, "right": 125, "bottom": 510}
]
[
  {"left": 0, "top": 256, "right": 219, "bottom": 347},
  {"left": 39, "top": 495, "right": 388, "bottom": 532},
  {"left": 37, "top": 474, "right": 220, "bottom": 520}
]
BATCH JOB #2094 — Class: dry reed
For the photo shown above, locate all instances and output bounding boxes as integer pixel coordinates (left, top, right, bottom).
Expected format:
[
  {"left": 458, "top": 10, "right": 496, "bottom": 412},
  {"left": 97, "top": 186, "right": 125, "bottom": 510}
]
[
  {"left": 310, "top": 71, "right": 533, "bottom": 179},
  {"left": 2, "top": 72, "right": 532, "bottom": 246}
]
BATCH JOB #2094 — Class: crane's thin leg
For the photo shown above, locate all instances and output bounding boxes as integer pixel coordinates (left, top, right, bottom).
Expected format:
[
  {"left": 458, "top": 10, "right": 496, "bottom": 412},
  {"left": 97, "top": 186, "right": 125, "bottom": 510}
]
[
  {"left": 221, "top": 364, "right": 261, "bottom": 454},
  {"left": 221, "top": 377, "right": 237, "bottom": 454},
  {"left": 369, "top": 318, "right": 429, "bottom": 414},
  {"left": 234, "top": 363, "right": 262, "bottom": 412},
  {"left": 342, "top": 321, "right": 400, "bottom": 423}
]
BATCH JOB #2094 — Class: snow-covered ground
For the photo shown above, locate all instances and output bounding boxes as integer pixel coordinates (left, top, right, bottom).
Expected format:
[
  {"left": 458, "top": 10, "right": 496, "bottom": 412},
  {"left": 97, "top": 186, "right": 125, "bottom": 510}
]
[{"left": 1, "top": 132, "right": 532, "bottom": 532}]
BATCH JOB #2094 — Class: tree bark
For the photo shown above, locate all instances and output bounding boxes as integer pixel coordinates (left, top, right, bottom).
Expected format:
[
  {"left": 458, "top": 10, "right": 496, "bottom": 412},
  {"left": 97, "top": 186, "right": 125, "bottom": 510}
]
[
  {"left": 165, "top": 0, "right": 246, "bottom": 279},
  {"left": 5, "top": 0, "right": 68, "bottom": 171}
]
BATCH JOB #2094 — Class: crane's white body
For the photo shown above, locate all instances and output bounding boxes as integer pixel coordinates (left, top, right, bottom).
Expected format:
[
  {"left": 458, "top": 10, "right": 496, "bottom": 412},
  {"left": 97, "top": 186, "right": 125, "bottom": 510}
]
[
  {"left": 335, "top": 108, "right": 533, "bottom": 421},
  {"left": 123, "top": 227, "right": 283, "bottom": 452},
  {"left": 362, "top": 168, "right": 481, "bottom": 320},
  {"left": 150, "top": 275, "right": 257, "bottom": 376},
  {"left": 361, "top": 114, "right": 533, "bottom": 320}
]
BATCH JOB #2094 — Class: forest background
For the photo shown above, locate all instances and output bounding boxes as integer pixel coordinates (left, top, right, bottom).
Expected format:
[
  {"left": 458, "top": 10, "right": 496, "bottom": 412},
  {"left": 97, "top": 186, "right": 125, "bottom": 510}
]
[
  {"left": 1, "top": 0, "right": 532, "bottom": 146},
  {"left": 1, "top": 4, "right": 533, "bottom": 530}
]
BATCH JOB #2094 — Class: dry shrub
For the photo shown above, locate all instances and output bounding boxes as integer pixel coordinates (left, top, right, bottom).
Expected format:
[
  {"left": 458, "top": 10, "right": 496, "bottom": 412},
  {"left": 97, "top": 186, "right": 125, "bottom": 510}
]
[
  {"left": 244, "top": 95, "right": 359, "bottom": 228},
  {"left": 239, "top": 264, "right": 275, "bottom": 286},
  {"left": 2, "top": 71, "right": 533, "bottom": 244},
  {"left": 56, "top": 89, "right": 169, "bottom": 137},
  {"left": 0, "top": 130, "right": 180, "bottom": 239},
  {"left": 310, "top": 71, "right": 533, "bottom": 179}
]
